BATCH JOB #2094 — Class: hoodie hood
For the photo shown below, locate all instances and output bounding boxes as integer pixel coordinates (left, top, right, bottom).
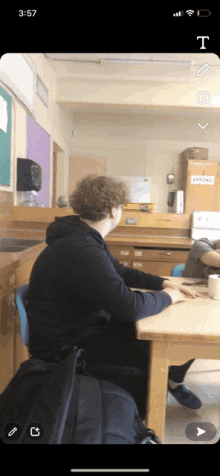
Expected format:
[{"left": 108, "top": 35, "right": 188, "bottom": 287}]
[{"left": 46, "top": 215, "right": 103, "bottom": 245}]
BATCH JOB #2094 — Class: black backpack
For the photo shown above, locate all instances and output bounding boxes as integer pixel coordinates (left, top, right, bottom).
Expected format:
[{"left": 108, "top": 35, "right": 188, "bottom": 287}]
[{"left": 0, "top": 346, "right": 161, "bottom": 444}]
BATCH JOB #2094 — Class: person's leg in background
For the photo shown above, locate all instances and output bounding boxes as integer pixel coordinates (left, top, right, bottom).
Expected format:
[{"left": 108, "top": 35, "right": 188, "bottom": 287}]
[
  {"left": 169, "top": 359, "right": 195, "bottom": 384},
  {"left": 168, "top": 359, "right": 202, "bottom": 409},
  {"left": 75, "top": 317, "right": 202, "bottom": 413}
]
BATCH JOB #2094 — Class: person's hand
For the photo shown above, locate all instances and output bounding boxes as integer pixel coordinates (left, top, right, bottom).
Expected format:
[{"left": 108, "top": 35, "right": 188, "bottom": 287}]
[
  {"left": 162, "top": 287, "right": 187, "bottom": 304},
  {"left": 162, "top": 280, "right": 200, "bottom": 299}
]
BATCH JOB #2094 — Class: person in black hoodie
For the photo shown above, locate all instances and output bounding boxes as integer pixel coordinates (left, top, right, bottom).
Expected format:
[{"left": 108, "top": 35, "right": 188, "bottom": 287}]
[{"left": 27, "top": 175, "right": 202, "bottom": 419}]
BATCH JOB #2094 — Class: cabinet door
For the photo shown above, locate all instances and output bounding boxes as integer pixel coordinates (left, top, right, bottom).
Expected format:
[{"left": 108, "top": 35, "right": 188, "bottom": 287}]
[
  {"left": 184, "top": 160, "right": 219, "bottom": 213},
  {"left": 132, "top": 249, "right": 188, "bottom": 261},
  {"left": 132, "top": 260, "right": 178, "bottom": 276},
  {"left": 0, "top": 295, "right": 15, "bottom": 393},
  {"left": 107, "top": 246, "right": 133, "bottom": 260},
  {"left": 117, "top": 261, "right": 130, "bottom": 267}
]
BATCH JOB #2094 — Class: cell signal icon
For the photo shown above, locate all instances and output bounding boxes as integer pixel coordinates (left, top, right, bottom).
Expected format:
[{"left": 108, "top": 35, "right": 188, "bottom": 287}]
[{"left": 173, "top": 11, "right": 184, "bottom": 16}]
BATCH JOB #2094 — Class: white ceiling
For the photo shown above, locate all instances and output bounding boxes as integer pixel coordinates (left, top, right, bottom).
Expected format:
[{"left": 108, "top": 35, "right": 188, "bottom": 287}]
[
  {"left": 44, "top": 53, "right": 220, "bottom": 82},
  {"left": 44, "top": 53, "right": 220, "bottom": 127},
  {"left": 44, "top": 53, "right": 220, "bottom": 65}
]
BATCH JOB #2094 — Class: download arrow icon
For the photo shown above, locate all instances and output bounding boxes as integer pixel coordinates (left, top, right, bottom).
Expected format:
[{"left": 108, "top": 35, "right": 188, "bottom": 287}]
[{"left": 198, "top": 123, "right": 208, "bottom": 129}]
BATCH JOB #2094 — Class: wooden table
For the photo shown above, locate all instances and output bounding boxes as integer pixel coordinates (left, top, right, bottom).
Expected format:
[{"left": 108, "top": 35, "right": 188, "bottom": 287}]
[{"left": 132, "top": 276, "right": 220, "bottom": 443}]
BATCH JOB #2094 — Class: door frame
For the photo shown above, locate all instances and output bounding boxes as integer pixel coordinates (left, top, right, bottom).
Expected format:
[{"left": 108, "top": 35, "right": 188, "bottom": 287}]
[{"left": 52, "top": 142, "right": 58, "bottom": 208}]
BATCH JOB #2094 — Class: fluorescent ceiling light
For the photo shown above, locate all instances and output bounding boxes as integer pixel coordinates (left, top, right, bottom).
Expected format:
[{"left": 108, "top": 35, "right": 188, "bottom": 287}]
[{"left": 101, "top": 57, "right": 193, "bottom": 65}]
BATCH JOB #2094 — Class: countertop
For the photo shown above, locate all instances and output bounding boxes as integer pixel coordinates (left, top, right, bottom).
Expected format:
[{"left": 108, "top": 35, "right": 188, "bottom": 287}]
[
  {"left": 105, "top": 234, "right": 194, "bottom": 248},
  {"left": 0, "top": 231, "right": 194, "bottom": 278},
  {"left": 0, "top": 241, "right": 47, "bottom": 278}
]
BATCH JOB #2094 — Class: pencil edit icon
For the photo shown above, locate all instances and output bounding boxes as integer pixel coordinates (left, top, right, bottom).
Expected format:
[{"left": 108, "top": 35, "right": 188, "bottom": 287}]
[
  {"left": 196, "top": 64, "right": 210, "bottom": 77},
  {"left": 4, "top": 422, "right": 23, "bottom": 441},
  {"left": 8, "top": 427, "right": 18, "bottom": 436}
]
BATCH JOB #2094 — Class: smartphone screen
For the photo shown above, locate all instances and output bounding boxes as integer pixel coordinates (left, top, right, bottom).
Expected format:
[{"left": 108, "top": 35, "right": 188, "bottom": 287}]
[{"left": 0, "top": 5, "right": 219, "bottom": 475}]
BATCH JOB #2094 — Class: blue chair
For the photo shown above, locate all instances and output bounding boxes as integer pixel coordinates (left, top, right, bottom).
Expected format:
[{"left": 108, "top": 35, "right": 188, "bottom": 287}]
[
  {"left": 15, "top": 284, "right": 30, "bottom": 346},
  {"left": 171, "top": 264, "right": 185, "bottom": 277}
]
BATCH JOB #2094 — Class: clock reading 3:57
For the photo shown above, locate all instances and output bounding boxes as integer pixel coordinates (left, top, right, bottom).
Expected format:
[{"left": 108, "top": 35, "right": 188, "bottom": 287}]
[{"left": 18, "top": 10, "right": 37, "bottom": 17}]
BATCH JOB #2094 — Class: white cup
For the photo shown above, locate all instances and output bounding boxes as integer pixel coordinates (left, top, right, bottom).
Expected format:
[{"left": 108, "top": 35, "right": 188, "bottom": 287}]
[{"left": 208, "top": 275, "right": 220, "bottom": 300}]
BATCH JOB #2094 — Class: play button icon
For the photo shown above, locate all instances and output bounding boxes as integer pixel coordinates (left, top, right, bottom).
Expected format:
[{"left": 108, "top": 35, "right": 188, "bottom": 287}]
[
  {"left": 197, "top": 427, "right": 206, "bottom": 437},
  {"left": 185, "top": 422, "right": 217, "bottom": 441}
]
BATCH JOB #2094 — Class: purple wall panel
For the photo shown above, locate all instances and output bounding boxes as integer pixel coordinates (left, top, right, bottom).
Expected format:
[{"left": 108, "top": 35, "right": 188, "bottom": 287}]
[{"left": 27, "top": 116, "right": 51, "bottom": 207}]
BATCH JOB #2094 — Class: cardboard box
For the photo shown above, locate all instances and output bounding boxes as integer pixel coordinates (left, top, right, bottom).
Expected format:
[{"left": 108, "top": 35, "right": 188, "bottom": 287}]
[{"left": 182, "top": 148, "right": 208, "bottom": 160}]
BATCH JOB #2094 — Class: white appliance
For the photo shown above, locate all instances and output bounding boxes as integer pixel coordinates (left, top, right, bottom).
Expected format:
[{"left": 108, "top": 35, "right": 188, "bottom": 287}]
[{"left": 191, "top": 211, "right": 220, "bottom": 241}]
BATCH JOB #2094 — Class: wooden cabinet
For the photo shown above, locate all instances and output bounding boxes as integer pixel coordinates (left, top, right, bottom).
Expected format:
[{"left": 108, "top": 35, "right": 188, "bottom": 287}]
[
  {"left": 14, "top": 258, "right": 37, "bottom": 372},
  {"left": 0, "top": 270, "right": 17, "bottom": 394},
  {"left": 180, "top": 158, "right": 220, "bottom": 214},
  {"left": 131, "top": 248, "right": 188, "bottom": 276},
  {"left": 107, "top": 246, "right": 132, "bottom": 263},
  {"left": 108, "top": 245, "right": 189, "bottom": 276},
  {"left": 0, "top": 247, "right": 45, "bottom": 393}
]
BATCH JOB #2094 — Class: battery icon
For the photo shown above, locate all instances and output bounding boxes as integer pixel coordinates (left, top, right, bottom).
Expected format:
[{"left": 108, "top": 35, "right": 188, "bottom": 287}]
[{"left": 197, "top": 10, "right": 211, "bottom": 17}]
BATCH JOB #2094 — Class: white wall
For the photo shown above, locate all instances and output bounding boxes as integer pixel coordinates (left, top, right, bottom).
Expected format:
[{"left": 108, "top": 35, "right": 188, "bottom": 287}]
[
  {"left": 68, "top": 113, "right": 220, "bottom": 213},
  {"left": 0, "top": 54, "right": 73, "bottom": 206},
  {"left": 28, "top": 54, "right": 73, "bottom": 205},
  {"left": 1, "top": 53, "right": 220, "bottom": 213},
  {"left": 56, "top": 73, "right": 220, "bottom": 109},
  {"left": 55, "top": 55, "right": 220, "bottom": 213}
]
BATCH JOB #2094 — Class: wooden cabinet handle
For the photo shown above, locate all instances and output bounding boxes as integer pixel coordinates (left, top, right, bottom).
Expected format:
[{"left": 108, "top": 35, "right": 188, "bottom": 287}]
[{"left": 159, "top": 252, "right": 172, "bottom": 255}]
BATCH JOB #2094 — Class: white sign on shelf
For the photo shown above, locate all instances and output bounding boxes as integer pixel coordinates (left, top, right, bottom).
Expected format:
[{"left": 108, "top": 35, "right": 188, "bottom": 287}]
[
  {"left": 112, "top": 176, "right": 151, "bottom": 203},
  {"left": 0, "top": 94, "right": 8, "bottom": 133},
  {"left": 191, "top": 175, "right": 215, "bottom": 185}
]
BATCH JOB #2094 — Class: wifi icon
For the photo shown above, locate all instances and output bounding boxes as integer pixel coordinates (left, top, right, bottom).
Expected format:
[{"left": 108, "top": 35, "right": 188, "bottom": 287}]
[{"left": 186, "top": 10, "right": 194, "bottom": 16}]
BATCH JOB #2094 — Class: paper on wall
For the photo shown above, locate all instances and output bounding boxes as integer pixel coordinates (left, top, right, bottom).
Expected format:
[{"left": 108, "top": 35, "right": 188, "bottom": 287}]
[
  {"left": 191, "top": 175, "right": 215, "bottom": 185},
  {"left": 0, "top": 95, "right": 8, "bottom": 134}
]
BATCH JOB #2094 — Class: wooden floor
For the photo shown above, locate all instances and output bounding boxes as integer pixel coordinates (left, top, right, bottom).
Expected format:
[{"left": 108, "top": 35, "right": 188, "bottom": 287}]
[{"left": 163, "top": 359, "right": 220, "bottom": 444}]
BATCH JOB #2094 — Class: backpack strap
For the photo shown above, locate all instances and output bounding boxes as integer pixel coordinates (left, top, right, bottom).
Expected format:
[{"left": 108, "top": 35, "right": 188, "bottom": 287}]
[
  {"left": 18, "top": 347, "right": 86, "bottom": 444},
  {"left": 71, "top": 373, "right": 102, "bottom": 444}
]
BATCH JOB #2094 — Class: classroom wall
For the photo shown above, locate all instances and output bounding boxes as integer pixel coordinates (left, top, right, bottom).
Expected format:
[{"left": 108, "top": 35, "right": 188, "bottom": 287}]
[
  {"left": 0, "top": 54, "right": 73, "bottom": 208},
  {"left": 1, "top": 54, "right": 220, "bottom": 214},
  {"left": 56, "top": 58, "right": 220, "bottom": 213},
  {"left": 26, "top": 116, "right": 51, "bottom": 207},
  {"left": 0, "top": 190, "right": 14, "bottom": 235},
  {"left": 68, "top": 115, "right": 220, "bottom": 213}
]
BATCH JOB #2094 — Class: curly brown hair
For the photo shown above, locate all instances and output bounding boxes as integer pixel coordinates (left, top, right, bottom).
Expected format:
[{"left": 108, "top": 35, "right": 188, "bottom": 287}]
[{"left": 69, "top": 175, "right": 131, "bottom": 221}]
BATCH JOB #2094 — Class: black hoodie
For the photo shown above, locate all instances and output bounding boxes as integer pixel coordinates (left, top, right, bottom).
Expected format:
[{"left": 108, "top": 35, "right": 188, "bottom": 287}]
[{"left": 27, "top": 215, "right": 171, "bottom": 360}]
